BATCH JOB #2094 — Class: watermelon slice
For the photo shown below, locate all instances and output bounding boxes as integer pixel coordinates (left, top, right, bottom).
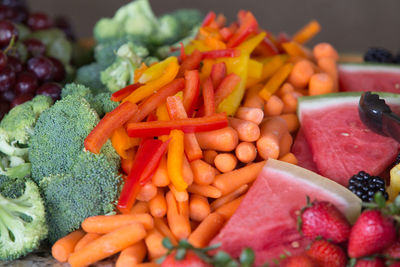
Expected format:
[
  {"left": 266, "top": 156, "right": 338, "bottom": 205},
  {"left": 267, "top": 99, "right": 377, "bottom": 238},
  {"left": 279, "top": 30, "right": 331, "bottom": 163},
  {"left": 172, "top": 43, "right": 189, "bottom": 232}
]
[
  {"left": 339, "top": 63, "right": 400, "bottom": 93},
  {"left": 210, "top": 159, "right": 361, "bottom": 266},
  {"left": 291, "top": 128, "right": 318, "bottom": 172},
  {"left": 298, "top": 92, "right": 400, "bottom": 186}
]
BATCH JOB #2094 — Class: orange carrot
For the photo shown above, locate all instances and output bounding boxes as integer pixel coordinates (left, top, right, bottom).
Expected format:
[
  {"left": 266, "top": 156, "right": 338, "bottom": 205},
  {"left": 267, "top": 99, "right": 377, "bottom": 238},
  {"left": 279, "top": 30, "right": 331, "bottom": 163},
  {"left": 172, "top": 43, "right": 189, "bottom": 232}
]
[
  {"left": 130, "top": 201, "right": 150, "bottom": 214},
  {"left": 68, "top": 223, "right": 147, "bottom": 267},
  {"left": 292, "top": 20, "right": 321, "bottom": 44},
  {"left": 235, "top": 142, "right": 257, "bottom": 163},
  {"left": 308, "top": 72, "right": 334, "bottom": 96},
  {"left": 145, "top": 229, "right": 168, "bottom": 260},
  {"left": 166, "top": 191, "right": 191, "bottom": 239},
  {"left": 52, "top": 230, "right": 85, "bottom": 263},
  {"left": 168, "top": 184, "right": 189, "bottom": 202},
  {"left": 256, "top": 117, "right": 288, "bottom": 159},
  {"left": 313, "top": 42, "right": 339, "bottom": 61},
  {"left": 152, "top": 155, "right": 170, "bottom": 187},
  {"left": 182, "top": 155, "right": 194, "bottom": 186},
  {"left": 196, "top": 126, "right": 239, "bottom": 152},
  {"left": 279, "top": 152, "right": 298, "bottom": 165},
  {"left": 264, "top": 95, "right": 284, "bottom": 116},
  {"left": 178, "top": 198, "right": 189, "bottom": 220},
  {"left": 116, "top": 241, "right": 147, "bottom": 267},
  {"left": 235, "top": 106, "right": 264, "bottom": 125},
  {"left": 317, "top": 57, "right": 338, "bottom": 92},
  {"left": 74, "top": 233, "right": 101, "bottom": 252},
  {"left": 213, "top": 161, "right": 265, "bottom": 195},
  {"left": 203, "top": 149, "right": 218, "bottom": 166},
  {"left": 243, "top": 83, "right": 264, "bottom": 109},
  {"left": 137, "top": 182, "right": 158, "bottom": 202},
  {"left": 276, "top": 82, "right": 294, "bottom": 98},
  {"left": 82, "top": 213, "right": 154, "bottom": 233},
  {"left": 214, "top": 153, "right": 237, "bottom": 173},
  {"left": 215, "top": 195, "right": 245, "bottom": 220},
  {"left": 281, "top": 92, "right": 298, "bottom": 114},
  {"left": 287, "top": 60, "right": 314, "bottom": 89},
  {"left": 149, "top": 189, "right": 167, "bottom": 218},
  {"left": 228, "top": 117, "right": 260, "bottom": 142},
  {"left": 187, "top": 183, "right": 222, "bottom": 198},
  {"left": 279, "top": 113, "right": 299, "bottom": 133},
  {"left": 188, "top": 213, "right": 225, "bottom": 248},
  {"left": 154, "top": 218, "right": 178, "bottom": 246},
  {"left": 134, "top": 263, "right": 161, "bottom": 267},
  {"left": 190, "top": 159, "right": 215, "bottom": 185},
  {"left": 279, "top": 131, "right": 293, "bottom": 158},
  {"left": 211, "top": 184, "right": 248, "bottom": 211},
  {"left": 189, "top": 194, "right": 211, "bottom": 221}
]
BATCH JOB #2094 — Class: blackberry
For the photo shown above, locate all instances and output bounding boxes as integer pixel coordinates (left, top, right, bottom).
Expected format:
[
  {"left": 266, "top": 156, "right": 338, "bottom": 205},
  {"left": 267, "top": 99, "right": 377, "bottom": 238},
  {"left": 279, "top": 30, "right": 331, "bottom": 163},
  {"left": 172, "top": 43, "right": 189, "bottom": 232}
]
[
  {"left": 364, "top": 47, "right": 394, "bottom": 63},
  {"left": 348, "top": 171, "right": 388, "bottom": 202}
]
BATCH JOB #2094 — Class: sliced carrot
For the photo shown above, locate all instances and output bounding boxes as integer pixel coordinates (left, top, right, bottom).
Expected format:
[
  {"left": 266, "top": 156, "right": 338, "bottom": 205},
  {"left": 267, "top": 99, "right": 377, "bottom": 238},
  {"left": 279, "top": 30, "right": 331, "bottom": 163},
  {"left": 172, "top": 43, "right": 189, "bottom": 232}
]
[
  {"left": 228, "top": 117, "right": 260, "bottom": 142},
  {"left": 214, "top": 153, "right": 237, "bottom": 173},
  {"left": 215, "top": 195, "right": 245, "bottom": 220},
  {"left": 281, "top": 92, "right": 298, "bottom": 114},
  {"left": 195, "top": 126, "right": 239, "bottom": 152},
  {"left": 154, "top": 218, "right": 178, "bottom": 246},
  {"left": 182, "top": 155, "right": 194, "bottom": 186},
  {"left": 145, "top": 229, "right": 168, "bottom": 260},
  {"left": 166, "top": 191, "right": 191, "bottom": 240},
  {"left": 264, "top": 95, "right": 284, "bottom": 116},
  {"left": 52, "top": 230, "right": 85, "bottom": 263},
  {"left": 189, "top": 194, "right": 211, "bottom": 222},
  {"left": 287, "top": 60, "right": 314, "bottom": 89},
  {"left": 190, "top": 159, "right": 215, "bottom": 185},
  {"left": 168, "top": 184, "right": 189, "bottom": 202},
  {"left": 152, "top": 155, "right": 170, "bottom": 187},
  {"left": 130, "top": 201, "right": 149, "bottom": 214},
  {"left": 235, "top": 107, "right": 264, "bottom": 125},
  {"left": 82, "top": 213, "right": 154, "bottom": 233},
  {"left": 203, "top": 150, "right": 218, "bottom": 166},
  {"left": 188, "top": 183, "right": 222, "bottom": 199},
  {"left": 74, "top": 233, "right": 101, "bottom": 252},
  {"left": 256, "top": 117, "right": 288, "bottom": 159},
  {"left": 136, "top": 182, "right": 158, "bottom": 202},
  {"left": 313, "top": 42, "right": 339, "bottom": 61},
  {"left": 211, "top": 184, "right": 249, "bottom": 211},
  {"left": 235, "top": 142, "right": 257, "bottom": 163},
  {"left": 279, "top": 113, "right": 300, "bottom": 133},
  {"left": 188, "top": 213, "right": 225, "bottom": 248},
  {"left": 242, "top": 83, "right": 264, "bottom": 109},
  {"left": 279, "top": 131, "right": 293, "bottom": 158},
  {"left": 308, "top": 73, "right": 334, "bottom": 96},
  {"left": 116, "top": 241, "right": 147, "bottom": 267},
  {"left": 149, "top": 189, "right": 167, "bottom": 218}
]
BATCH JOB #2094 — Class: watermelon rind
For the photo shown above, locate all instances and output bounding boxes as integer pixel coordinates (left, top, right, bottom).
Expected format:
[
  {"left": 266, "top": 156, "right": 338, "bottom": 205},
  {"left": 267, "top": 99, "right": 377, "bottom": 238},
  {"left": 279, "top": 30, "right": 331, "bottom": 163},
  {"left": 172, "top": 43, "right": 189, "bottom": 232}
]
[
  {"left": 264, "top": 159, "right": 362, "bottom": 223},
  {"left": 339, "top": 62, "right": 400, "bottom": 73},
  {"left": 297, "top": 91, "right": 400, "bottom": 123}
]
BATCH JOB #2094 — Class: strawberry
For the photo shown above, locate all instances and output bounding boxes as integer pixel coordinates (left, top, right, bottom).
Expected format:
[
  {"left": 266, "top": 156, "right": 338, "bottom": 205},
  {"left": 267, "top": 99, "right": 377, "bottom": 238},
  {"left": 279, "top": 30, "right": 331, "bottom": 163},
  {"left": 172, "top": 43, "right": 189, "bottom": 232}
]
[
  {"left": 300, "top": 201, "right": 351, "bottom": 243},
  {"left": 162, "top": 250, "right": 212, "bottom": 267},
  {"left": 354, "top": 258, "right": 385, "bottom": 267},
  {"left": 385, "top": 240, "right": 400, "bottom": 259},
  {"left": 283, "top": 254, "right": 318, "bottom": 267},
  {"left": 348, "top": 210, "right": 396, "bottom": 258},
  {"left": 306, "top": 240, "right": 347, "bottom": 267}
]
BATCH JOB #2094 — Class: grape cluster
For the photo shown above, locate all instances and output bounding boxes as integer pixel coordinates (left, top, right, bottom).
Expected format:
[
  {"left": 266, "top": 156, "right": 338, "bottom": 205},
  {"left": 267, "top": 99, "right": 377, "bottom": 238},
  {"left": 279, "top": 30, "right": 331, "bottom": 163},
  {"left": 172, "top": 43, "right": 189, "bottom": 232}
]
[{"left": 0, "top": 0, "right": 75, "bottom": 119}]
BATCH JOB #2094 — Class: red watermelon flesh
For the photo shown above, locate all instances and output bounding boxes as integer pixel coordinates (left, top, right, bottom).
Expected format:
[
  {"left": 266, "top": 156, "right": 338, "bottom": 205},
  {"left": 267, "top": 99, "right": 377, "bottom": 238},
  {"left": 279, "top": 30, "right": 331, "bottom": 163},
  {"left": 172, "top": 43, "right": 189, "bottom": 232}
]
[
  {"left": 210, "top": 159, "right": 361, "bottom": 266},
  {"left": 301, "top": 102, "right": 399, "bottom": 186},
  {"left": 339, "top": 63, "right": 400, "bottom": 93},
  {"left": 291, "top": 128, "right": 318, "bottom": 172}
]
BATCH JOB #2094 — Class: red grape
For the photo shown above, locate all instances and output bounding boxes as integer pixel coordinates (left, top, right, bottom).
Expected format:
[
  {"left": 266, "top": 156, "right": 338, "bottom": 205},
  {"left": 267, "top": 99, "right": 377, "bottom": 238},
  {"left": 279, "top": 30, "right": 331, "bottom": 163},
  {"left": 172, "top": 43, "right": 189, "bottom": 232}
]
[
  {"left": 0, "top": 65, "right": 15, "bottom": 91},
  {"left": 27, "top": 56, "right": 54, "bottom": 81},
  {"left": 10, "top": 92, "right": 32, "bottom": 107},
  {"left": 49, "top": 57, "right": 65, "bottom": 82},
  {"left": 14, "top": 71, "right": 37, "bottom": 95},
  {"left": 0, "top": 51, "right": 7, "bottom": 71},
  {"left": 27, "top": 12, "right": 52, "bottom": 31},
  {"left": 23, "top": 38, "right": 46, "bottom": 56},
  {"left": 0, "top": 20, "right": 18, "bottom": 47},
  {"left": 1, "top": 89, "right": 14, "bottom": 101},
  {"left": 7, "top": 55, "right": 22, "bottom": 73},
  {"left": 36, "top": 82, "right": 61, "bottom": 101}
]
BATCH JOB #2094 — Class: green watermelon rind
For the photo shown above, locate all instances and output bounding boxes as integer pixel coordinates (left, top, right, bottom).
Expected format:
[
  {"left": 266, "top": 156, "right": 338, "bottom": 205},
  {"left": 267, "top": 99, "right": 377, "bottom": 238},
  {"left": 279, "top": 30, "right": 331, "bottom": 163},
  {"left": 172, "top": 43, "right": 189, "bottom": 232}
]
[
  {"left": 297, "top": 92, "right": 400, "bottom": 123},
  {"left": 339, "top": 62, "right": 400, "bottom": 73},
  {"left": 265, "top": 159, "right": 362, "bottom": 223}
]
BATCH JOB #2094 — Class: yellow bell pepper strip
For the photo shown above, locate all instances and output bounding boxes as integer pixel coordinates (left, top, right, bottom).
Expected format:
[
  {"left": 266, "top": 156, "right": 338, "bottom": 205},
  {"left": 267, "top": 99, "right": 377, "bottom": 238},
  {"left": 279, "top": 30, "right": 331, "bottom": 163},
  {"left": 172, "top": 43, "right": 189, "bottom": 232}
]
[
  {"left": 292, "top": 20, "right": 321, "bottom": 44},
  {"left": 217, "top": 32, "right": 266, "bottom": 115},
  {"left": 110, "top": 127, "right": 140, "bottom": 159},
  {"left": 134, "top": 63, "right": 148, "bottom": 83},
  {"left": 168, "top": 129, "right": 188, "bottom": 191},
  {"left": 186, "top": 40, "right": 210, "bottom": 54},
  {"left": 258, "top": 63, "right": 294, "bottom": 101},
  {"left": 199, "top": 59, "right": 215, "bottom": 81},
  {"left": 138, "top": 57, "right": 177, "bottom": 84},
  {"left": 246, "top": 54, "right": 289, "bottom": 88},
  {"left": 281, "top": 41, "right": 307, "bottom": 58},
  {"left": 156, "top": 103, "right": 170, "bottom": 142},
  {"left": 84, "top": 101, "right": 138, "bottom": 154},
  {"left": 247, "top": 59, "right": 263, "bottom": 79},
  {"left": 123, "top": 57, "right": 179, "bottom": 104}
]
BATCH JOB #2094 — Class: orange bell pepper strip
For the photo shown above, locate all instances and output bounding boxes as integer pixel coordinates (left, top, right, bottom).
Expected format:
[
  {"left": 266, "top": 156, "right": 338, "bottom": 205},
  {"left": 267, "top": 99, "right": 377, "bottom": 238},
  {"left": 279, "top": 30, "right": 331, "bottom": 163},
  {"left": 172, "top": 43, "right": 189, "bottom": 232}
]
[
  {"left": 182, "top": 70, "right": 200, "bottom": 117},
  {"left": 178, "top": 50, "right": 203, "bottom": 77},
  {"left": 139, "top": 57, "right": 177, "bottom": 84},
  {"left": 281, "top": 42, "right": 308, "bottom": 58},
  {"left": 246, "top": 54, "right": 288, "bottom": 88},
  {"left": 120, "top": 148, "right": 136, "bottom": 175},
  {"left": 110, "top": 83, "right": 142, "bottom": 102},
  {"left": 258, "top": 63, "right": 294, "bottom": 101},
  {"left": 111, "top": 127, "right": 140, "bottom": 159},
  {"left": 292, "top": 20, "right": 321, "bottom": 44},
  {"left": 167, "top": 129, "right": 188, "bottom": 191},
  {"left": 123, "top": 57, "right": 179, "bottom": 104},
  {"left": 84, "top": 101, "right": 138, "bottom": 154}
]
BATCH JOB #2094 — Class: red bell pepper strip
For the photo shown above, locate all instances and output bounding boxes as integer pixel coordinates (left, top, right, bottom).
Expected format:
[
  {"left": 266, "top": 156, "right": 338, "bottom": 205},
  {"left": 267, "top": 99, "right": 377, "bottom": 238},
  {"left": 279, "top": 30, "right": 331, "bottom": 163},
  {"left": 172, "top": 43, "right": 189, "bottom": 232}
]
[
  {"left": 127, "top": 113, "right": 228, "bottom": 138},
  {"left": 117, "top": 139, "right": 167, "bottom": 213},
  {"left": 202, "top": 49, "right": 240, "bottom": 59},
  {"left": 219, "top": 27, "right": 233, "bottom": 41},
  {"left": 215, "top": 14, "right": 227, "bottom": 28},
  {"left": 214, "top": 73, "right": 241, "bottom": 106},
  {"left": 166, "top": 96, "right": 202, "bottom": 161},
  {"left": 179, "top": 42, "right": 186, "bottom": 62},
  {"left": 84, "top": 101, "right": 138, "bottom": 154},
  {"left": 183, "top": 70, "right": 200, "bottom": 117},
  {"left": 210, "top": 62, "right": 227, "bottom": 89},
  {"left": 110, "top": 83, "right": 142, "bottom": 102},
  {"left": 227, "top": 11, "right": 258, "bottom": 48},
  {"left": 128, "top": 78, "right": 185, "bottom": 123},
  {"left": 178, "top": 50, "right": 203, "bottom": 77},
  {"left": 139, "top": 139, "right": 170, "bottom": 185},
  {"left": 201, "top": 11, "right": 216, "bottom": 27},
  {"left": 253, "top": 37, "right": 280, "bottom": 57},
  {"left": 202, "top": 77, "right": 215, "bottom": 116}
]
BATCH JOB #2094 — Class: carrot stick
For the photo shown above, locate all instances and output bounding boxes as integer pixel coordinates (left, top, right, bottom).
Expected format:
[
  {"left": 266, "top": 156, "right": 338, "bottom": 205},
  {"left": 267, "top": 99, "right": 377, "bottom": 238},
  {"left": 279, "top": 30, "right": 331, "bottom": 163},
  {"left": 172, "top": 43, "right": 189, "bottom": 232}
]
[
  {"left": 235, "top": 107, "right": 264, "bottom": 125},
  {"left": 188, "top": 213, "right": 225, "bottom": 248},
  {"left": 281, "top": 92, "right": 298, "bottom": 114},
  {"left": 74, "top": 233, "right": 101, "bottom": 252},
  {"left": 308, "top": 73, "right": 334, "bottom": 96},
  {"left": 203, "top": 150, "right": 218, "bottom": 166},
  {"left": 313, "top": 42, "right": 339, "bottom": 61},
  {"left": 136, "top": 182, "right": 158, "bottom": 202},
  {"left": 189, "top": 194, "right": 211, "bottom": 222},
  {"left": 182, "top": 155, "right": 194, "bottom": 186},
  {"left": 82, "top": 213, "right": 154, "bottom": 233},
  {"left": 168, "top": 184, "right": 189, "bottom": 202},
  {"left": 235, "top": 142, "right": 257, "bottom": 163},
  {"left": 130, "top": 201, "right": 150, "bottom": 214},
  {"left": 211, "top": 184, "right": 248, "bottom": 211},
  {"left": 152, "top": 155, "right": 170, "bottom": 187},
  {"left": 149, "top": 189, "right": 167, "bottom": 218},
  {"left": 68, "top": 223, "right": 147, "bottom": 267},
  {"left": 145, "top": 229, "right": 168, "bottom": 260},
  {"left": 214, "top": 153, "right": 237, "bottom": 173},
  {"left": 292, "top": 20, "right": 321, "bottom": 44},
  {"left": 279, "top": 113, "right": 300, "bottom": 133},
  {"left": 258, "top": 63, "right": 294, "bottom": 101},
  {"left": 279, "top": 131, "right": 293, "bottom": 158},
  {"left": 213, "top": 161, "right": 265, "bottom": 195},
  {"left": 202, "top": 77, "right": 216, "bottom": 116},
  {"left": 228, "top": 117, "right": 260, "bottom": 142},
  {"left": 116, "top": 241, "right": 147, "bottom": 267},
  {"left": 154, "top": 218, "right": 178, "bottom": 246},
  {"left": 188, "top": 183, "right": 222, "bottom": 198},
  {"left": 195, "top": 126, "right": 239, "bottom": 151},
  {"left": 279, "top": 152, "right": 298, "bottom": 165},
  {"left": 264, "top": 95, "right": 284, "bottom": 117},
  {"left": 166, "top": 191, "right": 191, "bottom": 239},
  {"left": 287, "top": 59, "right": 314, "bottom": 89},
  {"left": 256, "top": 117, "right": 288, "bottom": 159},
  {"left": 190, "top": 159, "right": 215, "bottom": 185},
  {"left": 215, "top": 195, "right": 245, "bottom": 220},
  {"left": 243, "top": 83, "right": 264, "bottom": 109},
  {"left": 52, "top": 229, "right": 85, "bottom": 263}
]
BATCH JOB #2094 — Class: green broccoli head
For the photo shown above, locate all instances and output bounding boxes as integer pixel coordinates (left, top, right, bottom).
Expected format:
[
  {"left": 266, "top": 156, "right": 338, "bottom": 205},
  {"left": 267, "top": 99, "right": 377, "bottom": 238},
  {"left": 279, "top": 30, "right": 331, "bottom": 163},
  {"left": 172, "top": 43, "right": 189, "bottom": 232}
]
[
  {"left": 169, "top": 9, "right": 203, "bottom": 38},
  {"left": 75, "top": 63, "right": 106, "bottom": 93},
  {"left": 93, "top": 18, "right": 124, "bottom": 43},
  {"left": 94, "top": 92, "right": 119, "bottom": 115},
  {"left": 0, "top": 176, "right": 48, "bottom": 260},
  {"left": 40, "top": 152, "right": 121, "bottom": 243},
  {"left": 151, "top": 15, "right": 180, "bottom": 46}
]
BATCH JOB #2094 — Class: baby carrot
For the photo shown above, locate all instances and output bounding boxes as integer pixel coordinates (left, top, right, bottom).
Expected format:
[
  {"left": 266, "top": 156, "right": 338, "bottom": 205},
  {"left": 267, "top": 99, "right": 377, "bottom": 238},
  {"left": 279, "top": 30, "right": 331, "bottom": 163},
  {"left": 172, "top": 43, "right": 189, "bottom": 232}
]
[
  {"left": 203, "top": 149, "right": 218, "bottom": 166},
  {"left": 243, "top": 83, "right": 264, "bottom": 109},
  {"left": 214, "top": 153, "right": 237, "bottom": 173},
  {"left": 287, "top": 59, "right": 314, "bottom": 89},
  {"left": 145, "top": 229, "right": 168, "bottom": 260},
  {"left": 235, "top": 142, "right": 257, "bottom": 163},
  {"left": 313, "top": 42, "right": 339, "bottom": 61},
  {"left": 137, "top": 182, "right": 158, "bottom": 202},
  {"left": 68, "top": 223, "right": 146, "bottom": 267},
  {"left": 182, "top": 155, "right": 194, "bottom": 186},
  {"left": 152, "top": 155, "right": 170, "bottom": 187},
  {"left": 281, "top": 92, "right": 298, "bottom": 114},
  {"left": 279, "top": 152, "right": 298, "bottom": 165},
  {"left": 235, "top": 107, "right": 264, "bottom": 125},
  {"left": 116, "top": 241, "right": 147, "bottom": 267},
  {"left": 190, "top": 159, "right": 215, "bottom": 185},
  {"left": 256, "top": 117, "right": 288, "bottom": 159},
  {"left": 187, "top": 183, "right": 222, "bottom": 198},
  {"left": 189, "top": 194, "right": 211, "bottom": 222},
  {"left": 228, "top": 117, "right": 260, "bottom": 142},
  {"left": 309, "top": 72, "right": 334, "bottom": 96},
  {"left": 74, "top": 233, "right": 101, "bottom": 252},
  {"left": 279, "top": 113, "right": 300, "bottom": 133},
  {"left": 134, "top": 263, "right": 161, "bottom": 267},
  {"left": 166, "top": 191, "right": 191, "bottom": 240},
  {"left": 215, "top": 195, "right": 245, "bottom": 220},
  {"left": 178, "top": 199, "right": 189, "bottom": 219},
  {"left": 149, "top": 189, "right": 167, "bottom": 218},
  {"left": 276, "top": 82, "right": 294, "bottom": 98},
  {"left": 168, "top": 184, "right": 189, "bottom": 202},
  {"left": 154, "top": 218, "right": 178, "bottom": 246},
  {"left": 264, "top": 95, "right": 284, "bottom": 116},
  {"left": 52, "top": 229, "right": 85, "bottom": 262},
  {"left": 211, "top": 184, "right": 248, "bottom": 211},
  {"left": 213, "top": 161, "right": 265, "bottom": 195},
  {"left": 195, "top": 126, "right": 239, "bottom": 152},
  {"left": 188, "top": 213, "right": 225, "bottom": 248},
  {"left": 82, "top": 213, "right": 154, "bottom": 233},
  {"left": 279, "top": 131, "right": 293, "bottom": 158},
  {"left": 130, "top": 201, "right": 150, "bottom": 214},
  {"left": 318, "top": 57, "right": 338, "bottom": 92}
]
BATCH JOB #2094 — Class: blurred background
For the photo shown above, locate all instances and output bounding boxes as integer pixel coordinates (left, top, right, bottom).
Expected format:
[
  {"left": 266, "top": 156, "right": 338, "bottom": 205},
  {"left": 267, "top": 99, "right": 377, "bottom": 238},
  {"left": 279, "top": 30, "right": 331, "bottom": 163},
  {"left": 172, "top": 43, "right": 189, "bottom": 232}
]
[{"left": 25, "top": 0, "right": 400, "bottom": 54}]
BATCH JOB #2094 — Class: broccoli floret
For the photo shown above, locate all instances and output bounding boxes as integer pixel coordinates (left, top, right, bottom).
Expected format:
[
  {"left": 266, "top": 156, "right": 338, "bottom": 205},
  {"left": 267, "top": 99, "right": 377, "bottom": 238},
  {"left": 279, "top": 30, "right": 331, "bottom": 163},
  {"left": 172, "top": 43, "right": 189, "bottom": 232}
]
[
  {"left": 94, "top": 92, "right": 119, "bottom": 114},
  {"left": 169, "top": 9, "right": 203, "bottom": 38},
  {"left": 101, "top": 42, "right": 144, "bottom": 93},
  {"left": 156, "top": 26, "right": 200, "bottom": 59},
  {"left": 0, "top": 176, "right": 48, "bottom": 260},
  {"left": 40, "top": 152, "right": 121, "bottom": 243},
  {"left": 93, "top": 18, "right": 124, "bottom": 43},
  {"left": 75, "top": 63, "right": 106, "bottom": 92}
]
